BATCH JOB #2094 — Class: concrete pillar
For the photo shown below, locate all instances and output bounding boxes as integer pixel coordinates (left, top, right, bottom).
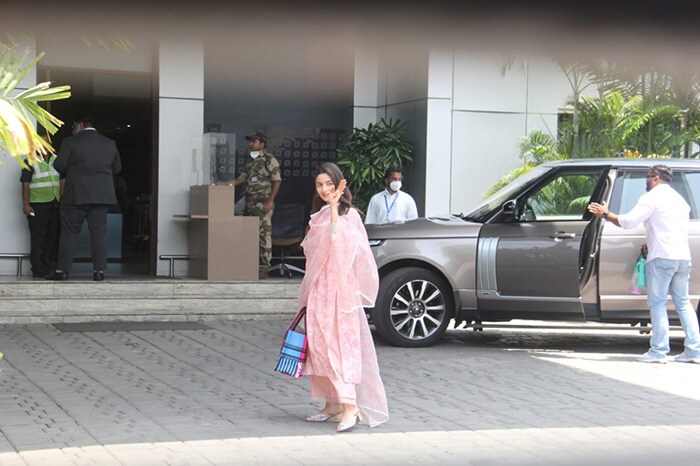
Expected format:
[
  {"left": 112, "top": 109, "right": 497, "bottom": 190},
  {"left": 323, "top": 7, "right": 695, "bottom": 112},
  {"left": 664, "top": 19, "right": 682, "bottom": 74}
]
[
  {"left": 156, "top": 40, "right": 204, "bottom": 277},
  {"left": 0, "top": 39, "right": 37, "bottom": 275},
  {"left": 424, "top": 49, "right": 453, "bottom": 216},
  {"left": 352, "top": 47, "right": 380, "bottom": 128}
]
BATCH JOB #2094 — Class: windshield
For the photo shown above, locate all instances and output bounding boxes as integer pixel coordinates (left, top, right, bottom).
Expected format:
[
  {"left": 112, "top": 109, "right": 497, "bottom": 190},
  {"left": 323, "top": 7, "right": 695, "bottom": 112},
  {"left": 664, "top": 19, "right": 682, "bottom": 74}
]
[{"left": 462, "top": 165, "right": 549, "bottom": 222}]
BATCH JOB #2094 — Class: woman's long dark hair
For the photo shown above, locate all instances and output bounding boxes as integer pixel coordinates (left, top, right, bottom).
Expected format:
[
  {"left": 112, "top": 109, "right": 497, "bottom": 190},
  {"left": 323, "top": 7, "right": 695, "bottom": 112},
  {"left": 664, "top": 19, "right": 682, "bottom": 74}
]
[{"left": 311, "top": 162, "right": 355, "bottom": 216}]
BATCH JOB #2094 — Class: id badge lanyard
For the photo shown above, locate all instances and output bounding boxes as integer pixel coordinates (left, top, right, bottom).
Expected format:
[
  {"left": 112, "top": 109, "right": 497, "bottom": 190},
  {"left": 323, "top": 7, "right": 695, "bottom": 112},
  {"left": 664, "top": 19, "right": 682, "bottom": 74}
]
[{"left": 384, "top": 191, "right": 398, "bottom": 222}]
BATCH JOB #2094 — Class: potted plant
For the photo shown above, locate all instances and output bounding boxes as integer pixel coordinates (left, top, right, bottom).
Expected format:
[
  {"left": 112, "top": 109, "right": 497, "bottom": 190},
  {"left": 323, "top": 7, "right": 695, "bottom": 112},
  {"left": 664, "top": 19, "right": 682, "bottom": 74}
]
[{"left": 336, "top": 118, "right": 413, "bottom": 213}]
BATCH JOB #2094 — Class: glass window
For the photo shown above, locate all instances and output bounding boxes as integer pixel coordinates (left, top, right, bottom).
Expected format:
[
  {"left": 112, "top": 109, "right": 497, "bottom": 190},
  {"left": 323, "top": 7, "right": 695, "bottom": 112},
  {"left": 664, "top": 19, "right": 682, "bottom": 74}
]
[
  {"left": 679, "top": 172, "right": 700, "bottom": 220},
  {"left": 612, "top": 171, "right": 647, "bottom": 215},
  {"left": 519, "top": 173, "right": 600, "bottom": 222},
  {"left": 611, "top": 170, "right": 699, "bottom": 220},
  {"left": 464, "top": 165, "right": 549, "bottom": 222}
]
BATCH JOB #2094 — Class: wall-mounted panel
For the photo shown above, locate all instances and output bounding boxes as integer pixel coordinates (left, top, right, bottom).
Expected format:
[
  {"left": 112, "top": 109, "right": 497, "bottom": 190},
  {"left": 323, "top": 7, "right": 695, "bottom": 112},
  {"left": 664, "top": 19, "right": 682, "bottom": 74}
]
[
  {"left": 453, "top": 51, "right": 527, "bottom": 113},
  {"left": 428, "top": 49, "right": 453, "bottom": 99},
  {"left": 160, "top": 41, "right": 204, "bottom": 100},
  {"left": 526, "top": 113, "right": 559, "bottom": 138},
  {"left": 354, "top": 107, "right": 380, "bottom": 130},
  {"left": 354, "top": 48, "right": 379, "bottom": 107},
  {"left": 451, "top": 112, "right": 526, "bottom": 214},
  {"left": 526, "top": 57, "right": 575, "bottom": 114},
  {"left": 384, "top": 49, "right": 429, "bottom": 106}
]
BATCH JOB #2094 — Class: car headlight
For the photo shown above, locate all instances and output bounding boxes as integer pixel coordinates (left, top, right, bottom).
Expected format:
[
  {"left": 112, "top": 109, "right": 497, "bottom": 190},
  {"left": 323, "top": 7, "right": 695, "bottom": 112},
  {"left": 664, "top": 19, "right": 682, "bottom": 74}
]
[{"left": 368, "top": 239, "right": 385, "bottom": 247}]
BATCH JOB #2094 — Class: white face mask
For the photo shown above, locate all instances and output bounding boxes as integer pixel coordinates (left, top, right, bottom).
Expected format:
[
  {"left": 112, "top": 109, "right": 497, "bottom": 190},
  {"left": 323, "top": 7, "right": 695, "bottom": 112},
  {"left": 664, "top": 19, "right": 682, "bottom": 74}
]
[
  {"left": 389, "top": 180, "right": 402, "bottom": 192},
  {"left": 249, "top": 151, "right": 261, "bottom": 159}
]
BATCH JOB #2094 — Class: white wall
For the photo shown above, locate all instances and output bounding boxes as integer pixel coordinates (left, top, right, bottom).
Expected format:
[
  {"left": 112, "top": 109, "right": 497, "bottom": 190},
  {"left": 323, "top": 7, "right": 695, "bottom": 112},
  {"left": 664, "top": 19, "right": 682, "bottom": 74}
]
[
  {"left": 353, "top": 48, "right": 575, "bottom": 218},
  {"left": 0, "top": 39, "right": 37, "bottom": 275},
  {"left": 354, "top": 48, "right": 574, "bottom": 218},
  {"left": 451, "top": 112, "right": 526, "bottom": 213},
  {"left": 156, "top": 40, "right": 205, "bottom": 276},
  {"left": 449, "top": 52, "right": 574, "bottom": 215}
]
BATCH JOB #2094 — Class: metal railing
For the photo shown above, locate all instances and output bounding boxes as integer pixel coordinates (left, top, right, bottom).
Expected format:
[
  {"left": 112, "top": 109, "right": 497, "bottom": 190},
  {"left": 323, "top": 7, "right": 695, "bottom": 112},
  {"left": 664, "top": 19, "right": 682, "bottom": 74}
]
[
  {"left": 158, "top": 255, "right": 189, "bottom": 278},
  {"left": 0, "top": 253, "right": 29, "bottom": 277}
]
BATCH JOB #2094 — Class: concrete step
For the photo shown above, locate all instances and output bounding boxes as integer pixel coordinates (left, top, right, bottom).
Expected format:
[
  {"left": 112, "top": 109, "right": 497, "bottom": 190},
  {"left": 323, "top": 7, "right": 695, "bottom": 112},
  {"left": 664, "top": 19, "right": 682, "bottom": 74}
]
[{"left": 0, "top": 279, "right": 301, "bottom": 324}]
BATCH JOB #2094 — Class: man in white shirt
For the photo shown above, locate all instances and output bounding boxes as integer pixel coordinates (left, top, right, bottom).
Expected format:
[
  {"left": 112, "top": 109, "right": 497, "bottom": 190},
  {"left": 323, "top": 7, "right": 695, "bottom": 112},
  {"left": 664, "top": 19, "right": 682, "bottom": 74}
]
[
  {"left": 365, "top": 168, "right": 418, "bottom": 224},
  {"left": 588, "top": 165, "right": 700, "bottom": 363}
]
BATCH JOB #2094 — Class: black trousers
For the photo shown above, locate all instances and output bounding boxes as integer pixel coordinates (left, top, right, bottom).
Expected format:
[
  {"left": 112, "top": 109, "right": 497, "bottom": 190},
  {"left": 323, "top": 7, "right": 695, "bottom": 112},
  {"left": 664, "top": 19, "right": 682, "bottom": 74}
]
[
  {"left": 57, "top": 204, "right": 109, "bottom": 273},
  {"left": 27, "top": 201, "right": 60, "bottom": 274}
]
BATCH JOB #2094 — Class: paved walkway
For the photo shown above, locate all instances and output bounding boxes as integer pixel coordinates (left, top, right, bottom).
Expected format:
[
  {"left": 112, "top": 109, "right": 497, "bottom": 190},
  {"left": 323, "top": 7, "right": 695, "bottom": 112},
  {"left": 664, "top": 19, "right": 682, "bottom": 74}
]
[{"left": 1, "top": 319, "right": 699, "bottom": 465}]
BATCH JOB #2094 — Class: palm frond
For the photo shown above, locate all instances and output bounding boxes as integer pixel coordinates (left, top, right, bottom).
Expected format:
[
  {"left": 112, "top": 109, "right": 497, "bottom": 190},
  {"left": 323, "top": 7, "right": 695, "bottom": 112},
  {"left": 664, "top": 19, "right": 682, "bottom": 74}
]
[{"left": 0, "top": 42, "right": 70, "bottom": 166}]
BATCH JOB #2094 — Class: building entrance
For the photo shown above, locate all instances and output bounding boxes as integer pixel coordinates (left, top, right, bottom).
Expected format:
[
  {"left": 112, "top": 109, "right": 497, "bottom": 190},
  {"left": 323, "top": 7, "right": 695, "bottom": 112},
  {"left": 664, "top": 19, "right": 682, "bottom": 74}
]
[{"left": 41, "top": 67, "right": 155, "bottom": 276}]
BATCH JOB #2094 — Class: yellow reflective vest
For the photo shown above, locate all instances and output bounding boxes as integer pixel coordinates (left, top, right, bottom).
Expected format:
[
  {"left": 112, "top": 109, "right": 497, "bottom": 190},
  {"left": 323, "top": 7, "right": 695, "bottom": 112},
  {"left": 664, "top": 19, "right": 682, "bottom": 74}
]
[{"left": 29, "top": 155, "right": 61, "bottom": 203}]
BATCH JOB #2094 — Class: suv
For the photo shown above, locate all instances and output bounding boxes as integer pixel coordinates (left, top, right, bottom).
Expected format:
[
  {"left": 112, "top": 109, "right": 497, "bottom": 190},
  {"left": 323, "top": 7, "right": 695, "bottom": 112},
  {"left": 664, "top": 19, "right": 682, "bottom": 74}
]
[{"left": 366, "top": 159, "right": 700, "bottom": 347}]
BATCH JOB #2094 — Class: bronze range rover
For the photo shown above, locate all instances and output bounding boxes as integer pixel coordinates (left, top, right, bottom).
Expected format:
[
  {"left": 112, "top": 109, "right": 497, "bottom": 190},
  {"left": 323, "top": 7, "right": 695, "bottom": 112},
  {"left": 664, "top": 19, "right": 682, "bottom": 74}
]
[{"left": 366, "top": 159, "right": 700, "bottom": 347}]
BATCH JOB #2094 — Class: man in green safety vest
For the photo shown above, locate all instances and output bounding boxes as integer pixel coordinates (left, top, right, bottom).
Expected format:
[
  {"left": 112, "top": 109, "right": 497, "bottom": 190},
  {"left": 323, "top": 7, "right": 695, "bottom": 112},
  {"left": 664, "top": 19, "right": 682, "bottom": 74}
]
[{"left": 20, "top": 131, "right": 63, "bottom": 278}]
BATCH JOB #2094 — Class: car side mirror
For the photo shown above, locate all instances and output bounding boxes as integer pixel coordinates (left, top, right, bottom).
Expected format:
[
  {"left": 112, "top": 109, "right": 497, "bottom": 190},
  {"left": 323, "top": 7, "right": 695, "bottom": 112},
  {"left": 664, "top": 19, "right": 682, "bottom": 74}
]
[{"left": 501, "top": 199, "right": 517, "bottom": 219}]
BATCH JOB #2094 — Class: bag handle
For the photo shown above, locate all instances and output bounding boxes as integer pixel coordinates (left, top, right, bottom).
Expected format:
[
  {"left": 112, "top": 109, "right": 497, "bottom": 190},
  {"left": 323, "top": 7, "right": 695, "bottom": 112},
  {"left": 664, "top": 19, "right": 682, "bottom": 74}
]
[{"left": 287, "top": 307, "right": 306, "bottom": 333}]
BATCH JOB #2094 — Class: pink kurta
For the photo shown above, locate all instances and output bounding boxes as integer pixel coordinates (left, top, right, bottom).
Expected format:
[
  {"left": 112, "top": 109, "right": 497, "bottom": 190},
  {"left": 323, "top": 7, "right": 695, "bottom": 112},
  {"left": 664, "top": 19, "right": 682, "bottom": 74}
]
[{"left": 299, "top": 205, "right": 389, "bottom": 427}]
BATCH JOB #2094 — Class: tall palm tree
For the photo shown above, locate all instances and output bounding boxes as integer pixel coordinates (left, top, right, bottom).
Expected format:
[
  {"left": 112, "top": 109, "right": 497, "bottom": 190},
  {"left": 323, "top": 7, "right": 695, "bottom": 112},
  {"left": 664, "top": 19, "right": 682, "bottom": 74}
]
[{"left": 0, "top": 41, "right": 70, "bottom": 167}]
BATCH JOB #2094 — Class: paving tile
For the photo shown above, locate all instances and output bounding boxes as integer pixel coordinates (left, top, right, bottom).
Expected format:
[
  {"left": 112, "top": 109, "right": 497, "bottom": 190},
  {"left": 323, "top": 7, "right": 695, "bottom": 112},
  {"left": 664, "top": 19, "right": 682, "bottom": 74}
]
[{"left": 1, "top": 320, "right": 700, "bottom": 464}]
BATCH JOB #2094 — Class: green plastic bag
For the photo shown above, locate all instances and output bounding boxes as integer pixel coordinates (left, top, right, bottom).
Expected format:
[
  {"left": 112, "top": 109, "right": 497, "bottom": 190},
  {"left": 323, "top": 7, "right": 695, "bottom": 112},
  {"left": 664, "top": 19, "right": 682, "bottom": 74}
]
[{"left": 630, "top": 255, "right": 646, "bottom": 294}]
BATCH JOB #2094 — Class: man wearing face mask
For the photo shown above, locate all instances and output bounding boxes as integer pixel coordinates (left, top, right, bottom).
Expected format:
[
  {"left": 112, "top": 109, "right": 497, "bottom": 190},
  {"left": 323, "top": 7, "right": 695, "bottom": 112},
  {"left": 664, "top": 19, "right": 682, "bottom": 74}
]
[
  {"left": 233, "top": 131, "right": 282, "bottom": 278},
  {"left": 365, "top": 167, "right": 418, "bottom": 225}
]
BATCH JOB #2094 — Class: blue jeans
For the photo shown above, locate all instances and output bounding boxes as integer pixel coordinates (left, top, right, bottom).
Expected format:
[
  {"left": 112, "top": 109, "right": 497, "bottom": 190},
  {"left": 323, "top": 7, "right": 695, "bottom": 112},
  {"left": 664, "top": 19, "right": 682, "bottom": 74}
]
[{"left": 646, "top": 258, "right": 700, "bottom": 358}]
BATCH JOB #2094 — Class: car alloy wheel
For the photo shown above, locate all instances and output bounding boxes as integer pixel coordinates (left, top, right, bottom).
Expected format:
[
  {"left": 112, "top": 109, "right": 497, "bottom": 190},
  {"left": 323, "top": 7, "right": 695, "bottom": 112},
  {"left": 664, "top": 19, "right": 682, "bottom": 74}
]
[
  {"left": 373, "top": 267, "right": 453, "bottom": 347},
  {"left": 391, "top": 279, "right": 445, "bottom": 339}
]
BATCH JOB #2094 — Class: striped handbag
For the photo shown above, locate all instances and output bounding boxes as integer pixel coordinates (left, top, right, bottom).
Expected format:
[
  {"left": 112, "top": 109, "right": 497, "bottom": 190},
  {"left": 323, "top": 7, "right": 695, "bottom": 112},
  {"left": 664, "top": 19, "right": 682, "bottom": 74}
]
[{"left": 274, "top": 307, "right": 307, "bottom": 378}]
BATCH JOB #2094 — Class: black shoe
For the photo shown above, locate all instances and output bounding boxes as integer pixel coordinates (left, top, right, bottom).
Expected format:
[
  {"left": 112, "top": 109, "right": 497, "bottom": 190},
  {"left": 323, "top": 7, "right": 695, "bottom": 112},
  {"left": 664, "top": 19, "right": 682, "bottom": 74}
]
[
  {"left": 32, "top": 266, "right": 51, "bottom": 278},
  {"left": 46, "top": 270, "right": 68, "bottom": 281},
  {"left": 93, "top": 271, "right": 105, "bottom": 282}
]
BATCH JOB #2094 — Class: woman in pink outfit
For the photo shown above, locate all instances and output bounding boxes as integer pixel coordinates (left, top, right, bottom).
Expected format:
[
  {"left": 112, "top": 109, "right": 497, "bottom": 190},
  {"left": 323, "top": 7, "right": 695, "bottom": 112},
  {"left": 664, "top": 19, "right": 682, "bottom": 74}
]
[{"left": 300, "top": 162, "right": 389, "bottom": 432}]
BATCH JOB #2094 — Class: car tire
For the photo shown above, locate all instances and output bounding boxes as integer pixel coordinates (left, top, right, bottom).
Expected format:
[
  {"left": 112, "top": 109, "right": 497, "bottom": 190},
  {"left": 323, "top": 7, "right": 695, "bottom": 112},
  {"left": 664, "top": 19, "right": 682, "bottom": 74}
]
[{"left": 372, "top": 267, "right": 454, "bottom": 347}]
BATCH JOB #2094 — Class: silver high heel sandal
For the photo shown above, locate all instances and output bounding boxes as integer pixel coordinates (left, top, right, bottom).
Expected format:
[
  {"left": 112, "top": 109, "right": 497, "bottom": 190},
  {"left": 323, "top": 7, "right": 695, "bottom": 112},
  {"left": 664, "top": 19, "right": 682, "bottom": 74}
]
[
  {"left": 337, "top": 411, "right": 361, "bottom": 432},
  {"left": 306, "top": 412, "right": 342, "bottom": 422}
]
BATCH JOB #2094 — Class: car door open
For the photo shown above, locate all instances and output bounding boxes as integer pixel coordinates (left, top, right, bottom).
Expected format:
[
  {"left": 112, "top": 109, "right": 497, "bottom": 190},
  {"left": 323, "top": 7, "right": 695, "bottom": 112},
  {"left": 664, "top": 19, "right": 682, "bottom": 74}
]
[{"left": 476, "top": 168, "right": 608, "bottom": 319}]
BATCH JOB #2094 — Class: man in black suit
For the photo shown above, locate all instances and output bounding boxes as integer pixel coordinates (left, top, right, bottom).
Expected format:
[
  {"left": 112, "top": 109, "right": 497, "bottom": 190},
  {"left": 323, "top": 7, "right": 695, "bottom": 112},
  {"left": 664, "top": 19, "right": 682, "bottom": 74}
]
[{"left": 47, "top": 115, "right": 121, "bottom": 281}]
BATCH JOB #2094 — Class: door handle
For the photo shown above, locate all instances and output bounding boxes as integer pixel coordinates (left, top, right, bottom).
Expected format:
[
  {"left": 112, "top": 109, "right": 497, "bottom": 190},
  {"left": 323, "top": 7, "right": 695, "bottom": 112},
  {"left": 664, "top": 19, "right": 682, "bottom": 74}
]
[{"left": 549, "top": 232, "right": 576, "bottom": 240}]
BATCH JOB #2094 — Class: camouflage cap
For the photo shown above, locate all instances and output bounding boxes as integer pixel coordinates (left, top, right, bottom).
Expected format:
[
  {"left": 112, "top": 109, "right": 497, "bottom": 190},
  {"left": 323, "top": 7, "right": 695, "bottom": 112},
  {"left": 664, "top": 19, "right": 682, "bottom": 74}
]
[{"left": 245, "top": 131, "right": 267, "bottom": 143}]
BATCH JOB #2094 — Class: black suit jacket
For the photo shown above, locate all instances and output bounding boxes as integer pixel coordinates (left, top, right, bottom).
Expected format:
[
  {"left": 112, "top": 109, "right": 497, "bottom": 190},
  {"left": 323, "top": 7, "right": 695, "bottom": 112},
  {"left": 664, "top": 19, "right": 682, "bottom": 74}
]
[{"left": 54, "top": 129, "right": 122, "bottom": 205}]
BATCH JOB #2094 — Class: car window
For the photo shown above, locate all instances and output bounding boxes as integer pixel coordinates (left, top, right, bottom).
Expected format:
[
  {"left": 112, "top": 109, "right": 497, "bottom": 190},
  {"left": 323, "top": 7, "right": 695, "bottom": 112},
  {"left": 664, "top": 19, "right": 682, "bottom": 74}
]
[
  {"left": 519, "top": 173, "right": 600, "bottom": 222},
  {"left": 464, "top": 165, "right": 549, "bottom": 222},
  {"left": 612, "top": 170, "right": 699, "bottom": 220},
  {"left": 679, "top": 172, "right": 700, "bottom": 219},
  {"left": 612, "top": 172, "right": 647, "bottom": 215}
]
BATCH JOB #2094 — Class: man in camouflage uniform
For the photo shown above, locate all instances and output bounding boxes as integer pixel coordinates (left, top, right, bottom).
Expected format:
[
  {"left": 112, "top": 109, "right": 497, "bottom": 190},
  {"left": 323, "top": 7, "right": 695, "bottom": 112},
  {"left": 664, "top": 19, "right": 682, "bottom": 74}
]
[{"left": 234, "top": 131, "right": 282, "bottom": 278}]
